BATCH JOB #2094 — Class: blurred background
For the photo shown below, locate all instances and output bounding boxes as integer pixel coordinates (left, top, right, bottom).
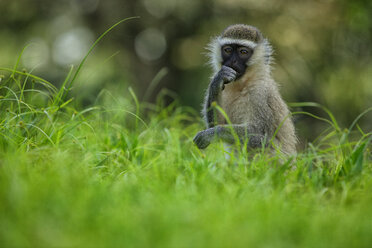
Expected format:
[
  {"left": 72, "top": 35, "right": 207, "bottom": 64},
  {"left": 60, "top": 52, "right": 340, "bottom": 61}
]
[{"left": 0, "top": 0, "right": 371, "bottom": 144}]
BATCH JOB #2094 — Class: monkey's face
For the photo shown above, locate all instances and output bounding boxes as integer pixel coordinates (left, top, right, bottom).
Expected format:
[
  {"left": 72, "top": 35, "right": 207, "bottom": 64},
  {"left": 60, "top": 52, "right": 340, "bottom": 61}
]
[{"left": 221, "top": 44, "right": 253, "bottom": 79}]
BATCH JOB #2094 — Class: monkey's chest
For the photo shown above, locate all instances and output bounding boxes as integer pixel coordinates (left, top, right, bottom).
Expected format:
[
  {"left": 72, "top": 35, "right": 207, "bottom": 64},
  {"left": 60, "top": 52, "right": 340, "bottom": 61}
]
[{"left": 219, "top": 89, "right": 254, "bottom": 124}]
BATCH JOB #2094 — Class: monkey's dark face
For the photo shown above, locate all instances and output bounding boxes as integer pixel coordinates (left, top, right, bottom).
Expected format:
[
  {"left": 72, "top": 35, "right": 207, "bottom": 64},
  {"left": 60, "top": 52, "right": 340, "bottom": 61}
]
[{"left": 221, "top": 44, "right": 253, "bottom": 79}]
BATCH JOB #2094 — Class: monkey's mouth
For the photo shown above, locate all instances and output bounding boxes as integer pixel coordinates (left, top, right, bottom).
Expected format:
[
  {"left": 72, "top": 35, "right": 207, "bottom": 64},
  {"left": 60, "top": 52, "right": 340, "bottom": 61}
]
[
  {"left": 235, "top": 72, "right": 244, "bottom": 80},
  {"left": 234, "top": 69, "right": 247, "bottom": 81},
  {"left": 229, "top": 66, "right": 246, "bottom": 80}
]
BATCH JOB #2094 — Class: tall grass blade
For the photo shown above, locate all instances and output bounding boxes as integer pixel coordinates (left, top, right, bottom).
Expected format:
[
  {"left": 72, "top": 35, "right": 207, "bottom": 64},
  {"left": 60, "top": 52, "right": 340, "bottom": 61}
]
[
  {"left": 143, "top": 67, "right": 168, "bottom": 101},
  {"left": 61, "top": 16, "right": 140, "bottom": 102},
  {"left": 10, "top": 44, "right": 31, "bottom": 78},
  {"left": 0, "top": 67, "right": 57, "bottom": 93}
]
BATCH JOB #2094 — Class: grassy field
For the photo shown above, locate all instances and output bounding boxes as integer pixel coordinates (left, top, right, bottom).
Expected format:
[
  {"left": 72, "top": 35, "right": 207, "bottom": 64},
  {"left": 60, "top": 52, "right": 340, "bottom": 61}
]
[
  {"left": 1, "top": 31, "right": 372, "bottom": 247},
  {"left": 1, "top": 66, "right": 371, "bottom": 248}
]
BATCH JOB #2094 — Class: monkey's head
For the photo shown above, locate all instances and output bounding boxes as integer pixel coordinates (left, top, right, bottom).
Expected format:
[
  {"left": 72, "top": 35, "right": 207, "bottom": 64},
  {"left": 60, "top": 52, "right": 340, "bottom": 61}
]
[{"left": 208, "top": 24, "right": 272, "bottom": 78}]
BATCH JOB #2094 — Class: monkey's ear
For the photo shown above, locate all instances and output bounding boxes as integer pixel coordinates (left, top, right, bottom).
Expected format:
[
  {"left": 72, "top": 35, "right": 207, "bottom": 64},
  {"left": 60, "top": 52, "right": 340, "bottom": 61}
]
[
  {"left": 206, "top": 37, "right": 223, "bottom": 74},
  {"left": 247, "top": 39, "right": 273, "bottom": 66},
  {"left": 263, "top": 39, "right": 273, "bottom": 65}
]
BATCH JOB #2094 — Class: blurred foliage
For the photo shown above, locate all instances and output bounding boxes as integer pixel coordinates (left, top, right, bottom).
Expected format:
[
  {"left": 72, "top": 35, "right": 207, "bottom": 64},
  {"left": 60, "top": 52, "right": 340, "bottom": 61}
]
[{"left": 0, "top": 0, "right": 371, "bottom": 144}]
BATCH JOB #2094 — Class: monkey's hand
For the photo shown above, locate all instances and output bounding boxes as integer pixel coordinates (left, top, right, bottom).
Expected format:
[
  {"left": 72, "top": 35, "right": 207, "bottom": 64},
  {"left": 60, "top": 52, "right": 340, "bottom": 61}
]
[
  {"left": 193, "top": 129, "right": 212, "bottom": 149},
  {"left": 219, "top": 65, "right": 237, "bottom": 86},
  {"left": 210, "top": 66, "right": 237, "bottom": 93}
]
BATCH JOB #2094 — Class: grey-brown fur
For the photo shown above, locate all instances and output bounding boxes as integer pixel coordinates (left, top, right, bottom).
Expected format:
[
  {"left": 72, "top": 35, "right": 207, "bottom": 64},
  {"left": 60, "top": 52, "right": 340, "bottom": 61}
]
[
  {"left": 221, "top": 24, "right": 263, "bottom": 43},
  {"left": 193, "top": 24, "right": 297, "bottom": 156}
]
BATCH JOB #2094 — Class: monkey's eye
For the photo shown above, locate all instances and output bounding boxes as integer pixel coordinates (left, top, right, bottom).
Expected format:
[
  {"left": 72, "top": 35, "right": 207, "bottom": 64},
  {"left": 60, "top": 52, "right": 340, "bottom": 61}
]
[
  {"left": 238, "top": 47, "right": 253, "bottom": 58},
  {"left": 223, "top": 46, "right": 233, "bottom": 54}
]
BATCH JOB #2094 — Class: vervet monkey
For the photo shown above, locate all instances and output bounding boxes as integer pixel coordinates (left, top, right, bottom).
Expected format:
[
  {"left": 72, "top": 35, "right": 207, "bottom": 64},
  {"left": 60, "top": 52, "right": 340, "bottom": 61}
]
[{"left": 193, "top": 24, "right": 297, "bottom": 156}]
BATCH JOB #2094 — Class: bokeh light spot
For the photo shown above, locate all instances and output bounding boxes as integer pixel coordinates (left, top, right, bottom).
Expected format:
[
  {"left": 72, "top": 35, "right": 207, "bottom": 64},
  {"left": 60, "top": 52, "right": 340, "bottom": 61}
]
[
  {"left": 135, "top": 28, "right": 167, "bottom": 62},
  {"left": 52, "top": 27, "right": 94, "bottom": 66}
]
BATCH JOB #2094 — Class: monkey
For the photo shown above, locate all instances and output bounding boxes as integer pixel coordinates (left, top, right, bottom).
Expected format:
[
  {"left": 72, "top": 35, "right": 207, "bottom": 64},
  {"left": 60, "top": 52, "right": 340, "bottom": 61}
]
[{"left": 193, "top": 24, "right": 297, "bottom": 156}]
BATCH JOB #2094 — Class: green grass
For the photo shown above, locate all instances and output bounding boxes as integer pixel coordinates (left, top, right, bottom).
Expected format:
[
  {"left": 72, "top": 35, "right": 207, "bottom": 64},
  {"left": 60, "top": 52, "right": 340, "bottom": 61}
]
[
  {"left": 1, "top": 67, "right": 371, "bottom": 248},
  {"left": 1, "top": 23, "right": 372, "bottom": 247}
]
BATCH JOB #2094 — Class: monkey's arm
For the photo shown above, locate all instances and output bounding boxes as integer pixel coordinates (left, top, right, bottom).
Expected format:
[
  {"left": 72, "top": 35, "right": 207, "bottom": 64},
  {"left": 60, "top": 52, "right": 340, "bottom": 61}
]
[
  {"left": 193, "top": 124, "right": 268, "bottom": 149},
  {"left": 203, "top": 66, "right": 236, "bottom": 128}
]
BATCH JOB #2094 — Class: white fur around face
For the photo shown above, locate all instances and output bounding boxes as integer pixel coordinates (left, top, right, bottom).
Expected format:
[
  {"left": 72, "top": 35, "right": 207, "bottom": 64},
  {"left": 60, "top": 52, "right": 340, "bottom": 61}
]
[
  {"left": 218, "top": 38, "right": 258, "bottom": 49},
  {"left": 206, "top": 36, "right": 272, "bottom": 74}
]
